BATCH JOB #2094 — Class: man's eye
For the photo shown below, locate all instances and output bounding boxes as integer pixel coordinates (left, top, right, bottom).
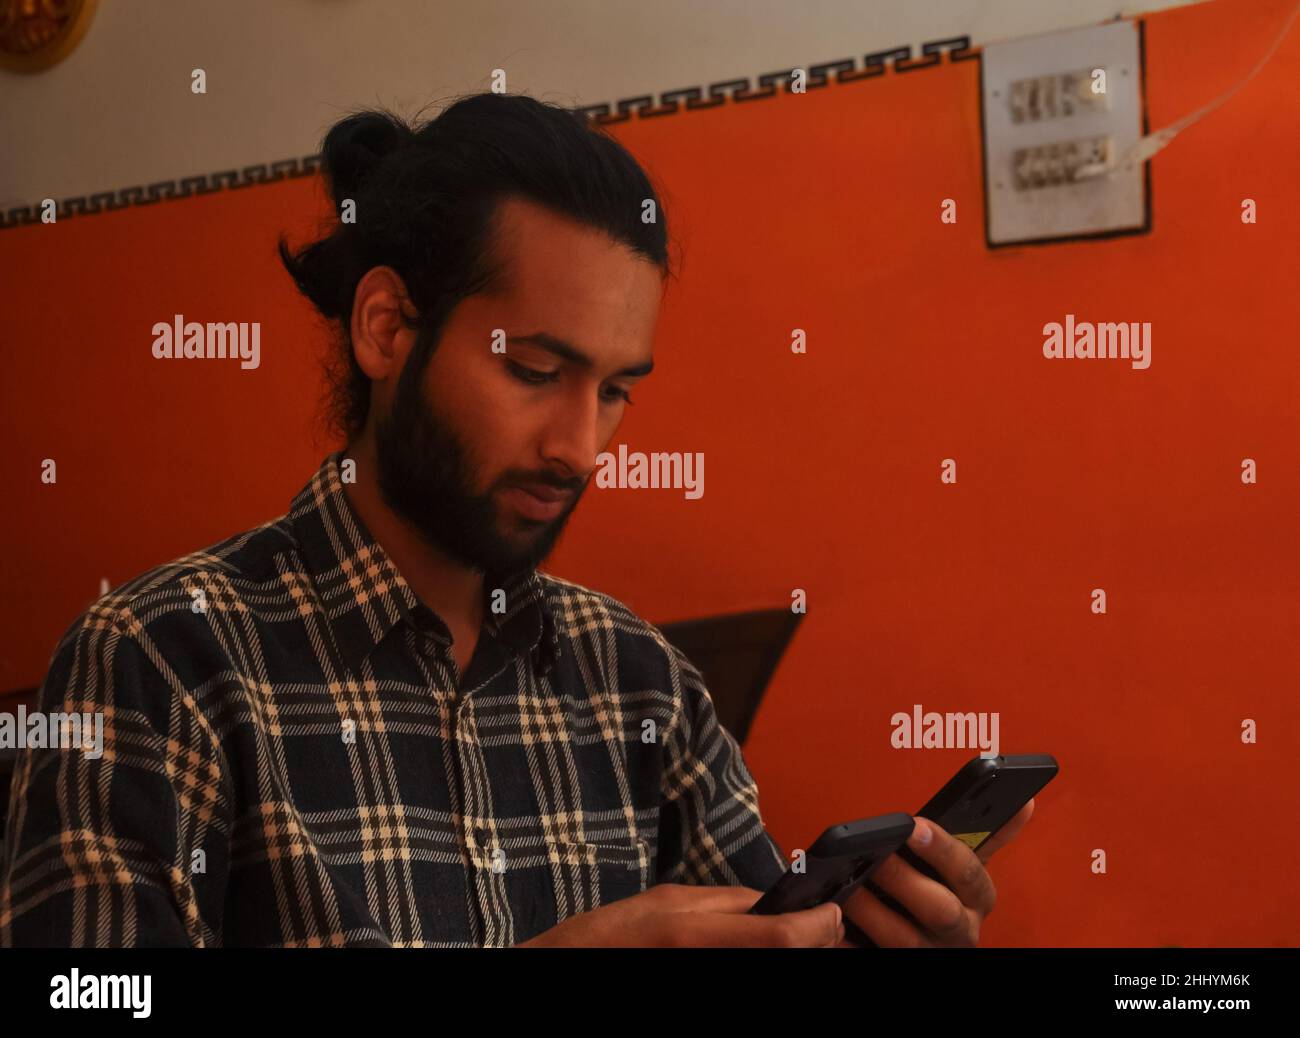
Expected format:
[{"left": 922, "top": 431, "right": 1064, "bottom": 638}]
[
  {"left": 507, "top": 361, "right": 558, "bottom": 385},
  {"left": 508, "top": 361, "right": 634, "bottom": 405}
]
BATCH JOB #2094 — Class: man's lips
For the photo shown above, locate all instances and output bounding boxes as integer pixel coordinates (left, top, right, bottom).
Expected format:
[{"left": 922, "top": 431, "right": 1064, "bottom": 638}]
[
  {"left": 503, "top": 482, "right": 574, "bottom": 521},
  {"left": 511, "top": 482, "right": 570, "bottom": 503}
]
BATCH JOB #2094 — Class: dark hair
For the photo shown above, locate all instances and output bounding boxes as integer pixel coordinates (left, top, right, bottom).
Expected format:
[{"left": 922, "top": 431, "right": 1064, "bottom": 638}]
[{"left": 279, "top": 93, "right": 673, "bottom": 444}]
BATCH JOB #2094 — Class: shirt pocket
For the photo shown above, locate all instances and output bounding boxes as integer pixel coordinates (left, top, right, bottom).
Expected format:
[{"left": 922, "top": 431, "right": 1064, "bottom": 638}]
[{"left": 547, "top": 835, "right": 650, "bottom": 919}]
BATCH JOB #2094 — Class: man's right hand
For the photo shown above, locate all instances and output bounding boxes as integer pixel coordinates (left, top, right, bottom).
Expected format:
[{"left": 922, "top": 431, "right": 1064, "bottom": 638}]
[{"left": 515, "top": 883, "right": 844, "bottom": 948}]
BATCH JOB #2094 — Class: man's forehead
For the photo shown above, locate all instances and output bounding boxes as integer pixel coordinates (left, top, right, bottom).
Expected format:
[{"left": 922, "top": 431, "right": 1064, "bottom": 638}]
[
  {"left": 493, "top": 194, "right": 605, "bottom": 248},
  {"left": 482, "top": 197, "right": 663, "bottom": 361},
  {"left": 491, "top": 196, "right": 651, "bottom": 281}
]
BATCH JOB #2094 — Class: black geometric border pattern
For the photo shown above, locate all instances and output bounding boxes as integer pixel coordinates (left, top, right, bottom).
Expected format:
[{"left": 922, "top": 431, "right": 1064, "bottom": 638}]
[
  {"left": 0, "top": 156, "right": 323, "bottom": 230},
  {"left": 574, "top": 35, "right": 976, "bottom": 123},
  {"left": 0, "top": 35, "right": 975, "bottom": 231}
]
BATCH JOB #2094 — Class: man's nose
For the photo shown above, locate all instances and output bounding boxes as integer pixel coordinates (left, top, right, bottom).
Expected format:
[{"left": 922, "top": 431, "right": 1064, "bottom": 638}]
[{"left": 539, "top": 386, "right": 602, "bottom": 479}]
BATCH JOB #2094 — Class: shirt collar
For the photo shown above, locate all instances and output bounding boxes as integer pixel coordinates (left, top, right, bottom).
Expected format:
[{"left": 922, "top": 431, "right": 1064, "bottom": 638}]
[{"left": 287, "top": 451, "right": 560, "bottom": 679}]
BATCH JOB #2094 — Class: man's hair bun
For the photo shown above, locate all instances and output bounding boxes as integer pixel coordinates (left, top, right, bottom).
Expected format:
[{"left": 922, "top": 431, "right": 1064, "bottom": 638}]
[{"left": 320, "top": 110, "right": 414, "bottom": 205}]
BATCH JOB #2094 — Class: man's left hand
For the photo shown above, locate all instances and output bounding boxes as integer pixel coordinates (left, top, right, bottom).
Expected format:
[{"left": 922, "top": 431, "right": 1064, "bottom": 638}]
[{"left": 836, "top": 799, "right": 1035, "bottom": 948}]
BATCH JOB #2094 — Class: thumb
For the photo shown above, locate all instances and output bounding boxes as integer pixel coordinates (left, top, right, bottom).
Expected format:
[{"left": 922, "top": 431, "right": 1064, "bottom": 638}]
[{"left": 783, "top": 900, "right": 843, "bottom": 947}]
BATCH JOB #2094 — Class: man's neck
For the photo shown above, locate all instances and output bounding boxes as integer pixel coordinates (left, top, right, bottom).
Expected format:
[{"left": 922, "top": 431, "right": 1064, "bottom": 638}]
[{"left": 340, "top": 434, "right": 485, "bottom": 633}]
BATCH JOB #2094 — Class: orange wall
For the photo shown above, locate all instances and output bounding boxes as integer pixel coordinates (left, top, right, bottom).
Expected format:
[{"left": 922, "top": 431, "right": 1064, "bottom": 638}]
[{"left": 3, "top": 0, "right": 1298, "bottom": 945}]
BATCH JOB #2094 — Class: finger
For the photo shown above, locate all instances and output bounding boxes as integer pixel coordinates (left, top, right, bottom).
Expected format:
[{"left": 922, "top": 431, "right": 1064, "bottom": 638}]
[
  {"left": 666, "top": 900, "right": 843, "bottom": 948},
  {"left": 868, "top": 848, "right": 982, "bottom": 945},
  {"left": 868, "top": 859, "right": 975, "bottom": 946},
  {"left": 773, "top": 901, "right": 843, "bottom": 948},
  {"left": 977, "top": 799, "right": 1035, "bottom": 863},
  {"left": 653, "top": 883, "right": 768, "bottom": 913},
  {"left": 839, "top": 884, "right": 934, "bottom": 949},
  {"left": 899, "top": 818, "right": 996, "bottom": 920}
]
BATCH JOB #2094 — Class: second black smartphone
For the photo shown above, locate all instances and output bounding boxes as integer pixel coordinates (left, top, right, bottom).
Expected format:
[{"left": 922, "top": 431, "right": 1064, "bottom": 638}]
[
  {"left": 855, "top": 753, "right": 1058, "bottom": 929},
  {"left": 902, "top": 752, "right": 1058, "bottom": 877}
]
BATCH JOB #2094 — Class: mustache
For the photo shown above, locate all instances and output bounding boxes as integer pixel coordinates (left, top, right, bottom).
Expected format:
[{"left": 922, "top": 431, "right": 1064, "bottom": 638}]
[{"left": 502, "top": 472, "right": 587, "bottom": 494}]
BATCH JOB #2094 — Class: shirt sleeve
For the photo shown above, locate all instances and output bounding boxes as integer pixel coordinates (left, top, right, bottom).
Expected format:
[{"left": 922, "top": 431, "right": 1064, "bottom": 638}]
[
  {"left": 0, "top": 606, "right": 229, "bottom": 947},
  {"left": 653, "top": 642, "right": 788, "bottom": 892}
]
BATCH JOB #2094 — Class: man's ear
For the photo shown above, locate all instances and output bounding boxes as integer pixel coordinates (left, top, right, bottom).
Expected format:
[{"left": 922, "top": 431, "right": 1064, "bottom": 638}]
[{"left": 351, "top": 266, "right": 417, "bottom": 381}]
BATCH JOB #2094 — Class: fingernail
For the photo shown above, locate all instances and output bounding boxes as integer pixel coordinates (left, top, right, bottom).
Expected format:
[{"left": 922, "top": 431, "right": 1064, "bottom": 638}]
[
  {"left": 832, "top": 903, "right": 842, "bottom": 927},
  {"left": 911, "top": 819, "right": 932, "bottom": 847}
]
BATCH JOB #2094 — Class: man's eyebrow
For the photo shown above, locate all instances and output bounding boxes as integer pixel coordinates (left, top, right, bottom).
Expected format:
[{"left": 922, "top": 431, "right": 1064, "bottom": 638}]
[{"left": 507, "top": 332, "right": 654, "bottom": 377}]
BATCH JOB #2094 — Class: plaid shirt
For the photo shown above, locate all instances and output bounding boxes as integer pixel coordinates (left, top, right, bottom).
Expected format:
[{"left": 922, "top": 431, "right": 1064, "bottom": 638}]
[{"left": 1, "top": 452, "right": 787, "bottom": 947}]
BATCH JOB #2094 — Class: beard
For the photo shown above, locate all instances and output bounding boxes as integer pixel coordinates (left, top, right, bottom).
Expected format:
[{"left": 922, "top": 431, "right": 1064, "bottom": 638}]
[{"left": 373, "top": 345, "right": 587, "bottom": 577}]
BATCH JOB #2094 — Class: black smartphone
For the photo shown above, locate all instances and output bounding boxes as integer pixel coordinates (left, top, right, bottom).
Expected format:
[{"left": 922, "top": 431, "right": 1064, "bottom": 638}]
[
  {"left": 851, "top": 754, "right": 1058, "bottom": 940},
  {"left": 748, "top": 812, "right": 914, "bottom": 915},
  {"left": 904, "top": 753, "right": 1057, "bottom": 871}
]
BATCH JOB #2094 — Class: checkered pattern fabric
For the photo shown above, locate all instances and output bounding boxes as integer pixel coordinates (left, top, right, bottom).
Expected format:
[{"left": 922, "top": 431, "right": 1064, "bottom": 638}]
[{"left": 1, "top": 452, "right": 786, "bottom": 946}]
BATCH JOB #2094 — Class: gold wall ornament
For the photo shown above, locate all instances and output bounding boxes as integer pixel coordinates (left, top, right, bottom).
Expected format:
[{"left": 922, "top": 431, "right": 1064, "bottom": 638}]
[{"left": 0, "top": 0, "right": 98, "bottom": 74}]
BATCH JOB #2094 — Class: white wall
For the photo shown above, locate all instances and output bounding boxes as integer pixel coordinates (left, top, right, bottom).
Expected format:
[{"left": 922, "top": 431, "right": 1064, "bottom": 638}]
[{"left": 0, "top": 0, "right": 1206, "bottom": 208}]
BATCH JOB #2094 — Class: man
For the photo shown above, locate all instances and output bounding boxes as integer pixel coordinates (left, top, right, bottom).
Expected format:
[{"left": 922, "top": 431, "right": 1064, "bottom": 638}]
[{"left": 1, "top": 94, "right": 1031, "bottom": 947}]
